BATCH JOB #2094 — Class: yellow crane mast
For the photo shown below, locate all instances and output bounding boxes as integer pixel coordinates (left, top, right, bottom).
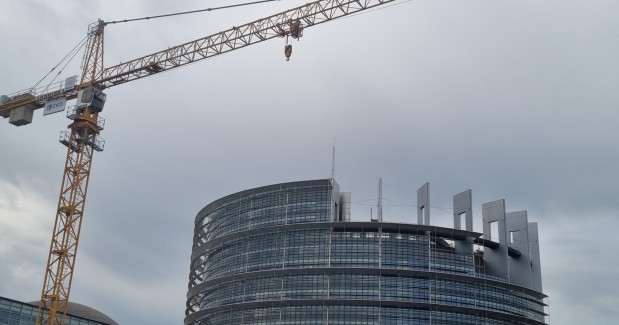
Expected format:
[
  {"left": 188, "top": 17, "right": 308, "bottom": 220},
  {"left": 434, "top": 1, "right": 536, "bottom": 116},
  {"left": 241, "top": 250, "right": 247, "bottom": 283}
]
[
  {"left": 34, "top": 20, "right": 107, "bottom": 325},
  {"left": 0, "top": 0, "right": 397, "bottom": 324}
]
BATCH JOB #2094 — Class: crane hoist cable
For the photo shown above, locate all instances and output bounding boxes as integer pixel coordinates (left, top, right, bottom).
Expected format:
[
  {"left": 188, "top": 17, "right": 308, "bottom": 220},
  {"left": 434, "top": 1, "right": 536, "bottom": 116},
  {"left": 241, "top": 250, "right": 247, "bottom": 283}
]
[
  {"left": 105, "top": 0, "right": 282, "bottom": 25},
  {"left": 31, "top": 36, "right": 88, "bottom": 92},
  {"left": 39, "top": 39, "right": 88, "bottom": 95}
]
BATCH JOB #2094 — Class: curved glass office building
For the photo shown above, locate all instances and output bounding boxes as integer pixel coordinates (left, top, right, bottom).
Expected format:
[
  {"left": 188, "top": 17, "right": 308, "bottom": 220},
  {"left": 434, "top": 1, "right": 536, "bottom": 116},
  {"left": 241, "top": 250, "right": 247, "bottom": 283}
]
[
  {"left": 186, "top": 179, "right": 548, "bottom": 324},
  {"left": 0, "top": 296, "right": 118, "bottom": 325}
]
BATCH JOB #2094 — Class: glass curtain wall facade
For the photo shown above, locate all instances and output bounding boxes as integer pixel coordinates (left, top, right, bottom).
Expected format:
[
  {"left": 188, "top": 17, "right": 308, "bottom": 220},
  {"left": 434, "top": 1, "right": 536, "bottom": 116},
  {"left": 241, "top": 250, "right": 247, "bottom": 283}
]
[
  {"left": 186, "top": 179, "right": 548, "bottom": 325},
  {"left": 0, "top": 297, "right": 114, "bottom": 325}
]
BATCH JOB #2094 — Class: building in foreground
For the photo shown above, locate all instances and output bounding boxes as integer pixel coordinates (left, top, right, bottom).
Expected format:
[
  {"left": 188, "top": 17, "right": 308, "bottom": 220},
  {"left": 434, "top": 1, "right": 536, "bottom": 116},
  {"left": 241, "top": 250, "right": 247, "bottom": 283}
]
[
  {"left": 186, "top": 179, "right": 548, "bottom": 324},
  {"left": 0, "top": 296, "right": 118, "bottom": 325}
]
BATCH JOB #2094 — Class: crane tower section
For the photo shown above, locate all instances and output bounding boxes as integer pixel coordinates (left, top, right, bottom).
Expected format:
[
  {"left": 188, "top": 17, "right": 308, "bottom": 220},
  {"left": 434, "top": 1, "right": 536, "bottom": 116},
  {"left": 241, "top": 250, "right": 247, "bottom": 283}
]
[{"left": 36, "top": 20, "right": 107, "bottom": 325}]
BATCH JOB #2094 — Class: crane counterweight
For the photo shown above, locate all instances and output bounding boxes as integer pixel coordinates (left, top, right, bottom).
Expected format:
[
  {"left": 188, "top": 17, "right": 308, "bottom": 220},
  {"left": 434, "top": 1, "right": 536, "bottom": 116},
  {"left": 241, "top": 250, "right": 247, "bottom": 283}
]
[{"left": 8, "top": 103, "right": 36, "bottom": 126}]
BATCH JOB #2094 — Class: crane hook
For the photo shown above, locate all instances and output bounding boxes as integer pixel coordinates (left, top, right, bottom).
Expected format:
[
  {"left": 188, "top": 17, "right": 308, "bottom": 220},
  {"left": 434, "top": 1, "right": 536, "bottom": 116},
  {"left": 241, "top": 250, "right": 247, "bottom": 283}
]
[{"left": 284, "top": 44, "right": 292, "bottom": 61}]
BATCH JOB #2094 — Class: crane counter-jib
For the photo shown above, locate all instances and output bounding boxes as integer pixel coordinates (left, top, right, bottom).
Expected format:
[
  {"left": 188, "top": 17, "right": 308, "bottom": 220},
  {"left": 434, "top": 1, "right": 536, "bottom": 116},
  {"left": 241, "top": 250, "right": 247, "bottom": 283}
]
[{"left": 0, "top": 75, "right": 79, "bottom": 122}]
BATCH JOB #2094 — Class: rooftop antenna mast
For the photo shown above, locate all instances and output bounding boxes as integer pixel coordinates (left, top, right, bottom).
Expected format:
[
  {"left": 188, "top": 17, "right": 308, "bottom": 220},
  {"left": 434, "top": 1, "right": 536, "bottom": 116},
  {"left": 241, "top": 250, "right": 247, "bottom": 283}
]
[
  {"left": 378, "top": 178, "right": 383, "bottom": 222},
  {"left": 331, "top": 137, "right": 336, "bottom": 180}
]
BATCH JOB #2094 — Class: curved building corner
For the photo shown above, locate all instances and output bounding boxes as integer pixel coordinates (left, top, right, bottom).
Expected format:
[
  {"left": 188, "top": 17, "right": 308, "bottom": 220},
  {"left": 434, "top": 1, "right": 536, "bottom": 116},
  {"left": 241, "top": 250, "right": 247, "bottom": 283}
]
[{"left": 186, "top": 179, "right": 549, "bottom": 324}]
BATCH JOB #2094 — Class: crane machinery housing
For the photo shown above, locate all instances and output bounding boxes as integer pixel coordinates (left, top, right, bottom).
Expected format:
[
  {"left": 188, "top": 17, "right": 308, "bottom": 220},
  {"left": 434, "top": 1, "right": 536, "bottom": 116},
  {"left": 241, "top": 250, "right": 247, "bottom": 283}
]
[{"left": 0, "top": 0, "right": 397, "bottom": 324}]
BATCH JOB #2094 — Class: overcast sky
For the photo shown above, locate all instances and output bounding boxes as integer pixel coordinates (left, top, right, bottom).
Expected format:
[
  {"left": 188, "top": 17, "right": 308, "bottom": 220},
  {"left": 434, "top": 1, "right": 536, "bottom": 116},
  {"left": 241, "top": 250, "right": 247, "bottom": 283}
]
[{"left": 1, "top": 0, "right": 618, "bottom": 324}]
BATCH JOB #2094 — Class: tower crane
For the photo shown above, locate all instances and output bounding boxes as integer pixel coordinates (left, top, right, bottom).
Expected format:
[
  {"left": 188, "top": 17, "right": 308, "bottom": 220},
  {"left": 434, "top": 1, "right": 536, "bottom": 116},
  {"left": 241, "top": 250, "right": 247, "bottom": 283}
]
[{"left": 0, "top": 0, "right": 396, "bottom": 324}]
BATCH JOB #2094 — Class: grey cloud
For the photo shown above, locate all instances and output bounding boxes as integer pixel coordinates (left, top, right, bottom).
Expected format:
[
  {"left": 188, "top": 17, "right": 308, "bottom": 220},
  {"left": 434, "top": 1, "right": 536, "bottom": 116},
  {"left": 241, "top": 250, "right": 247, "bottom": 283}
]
[{"left": 1, "top": 1, "right": 618, "bottom": 324}]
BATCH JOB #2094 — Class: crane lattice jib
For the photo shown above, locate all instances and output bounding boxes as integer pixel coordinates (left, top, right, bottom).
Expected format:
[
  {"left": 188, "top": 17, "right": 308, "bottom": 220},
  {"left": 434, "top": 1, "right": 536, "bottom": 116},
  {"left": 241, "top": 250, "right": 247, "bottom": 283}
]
[{"left": 99, "top": 0, "right": 396, "bottom": 87}]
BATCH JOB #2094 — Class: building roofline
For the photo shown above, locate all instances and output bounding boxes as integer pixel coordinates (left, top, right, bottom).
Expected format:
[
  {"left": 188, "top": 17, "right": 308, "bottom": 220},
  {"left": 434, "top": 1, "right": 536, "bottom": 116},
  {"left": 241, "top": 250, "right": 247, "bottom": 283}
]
[{"left": 195, "top": 179, "right": 333, "bottom": 225}]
